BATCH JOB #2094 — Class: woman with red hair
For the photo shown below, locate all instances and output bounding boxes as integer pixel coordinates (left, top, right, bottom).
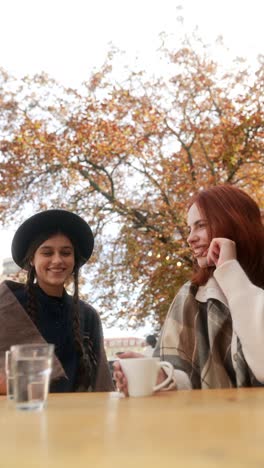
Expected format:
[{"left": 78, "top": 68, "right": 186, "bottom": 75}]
[{"left": 115, "top": 185, "right": 264, "bottom": 393}]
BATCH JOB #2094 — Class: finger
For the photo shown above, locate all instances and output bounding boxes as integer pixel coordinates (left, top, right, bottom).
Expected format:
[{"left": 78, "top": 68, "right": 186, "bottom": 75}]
[
  {"left": 114, "top": 373, "right": 128, "bottom": 395},
  {"left": 207, "top": 251, "right": 219, "bottom": 266},
  {"left": 113, "top": 370, "right": 123, "bottom": 382},
  {"left": 207, "top": 240, "right": 220, "bottom": 266},
  {"left": 112, "top": 361, "right": 122, "bottom": 371},
  {"left": 116, "top": 351, "right": 144, "bottom": 359},
  {"left": 113, "top": 371, "right": 127, "bottom": 386}
]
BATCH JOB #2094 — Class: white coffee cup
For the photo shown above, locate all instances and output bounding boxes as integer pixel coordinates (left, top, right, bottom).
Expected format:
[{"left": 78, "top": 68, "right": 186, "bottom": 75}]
[{"left": 119, "top": 357, "right": 174, "bottom": 397}]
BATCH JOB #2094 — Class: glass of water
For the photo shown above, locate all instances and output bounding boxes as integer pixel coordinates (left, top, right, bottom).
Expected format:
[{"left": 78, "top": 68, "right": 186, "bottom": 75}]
[
  {"left": 5, "top": 350, "right": 14, "bottom": 400},
  {"left": 11, "top": 343, "right": 54, "bottom": 411}
]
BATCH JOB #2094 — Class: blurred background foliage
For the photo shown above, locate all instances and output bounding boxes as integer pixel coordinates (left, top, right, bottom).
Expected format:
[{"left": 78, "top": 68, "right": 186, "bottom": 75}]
[{"left": 0, "top": 33, "right": 263, "bottom": 331}]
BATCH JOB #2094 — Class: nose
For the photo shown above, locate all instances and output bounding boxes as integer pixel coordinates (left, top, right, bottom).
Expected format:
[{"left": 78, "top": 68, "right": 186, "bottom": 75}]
[
  {"left": 51, "top": 252, "right": 64, "bottom": 263},
  {"left": 187, "top": 230, "right": 198, "bottom": 245}
]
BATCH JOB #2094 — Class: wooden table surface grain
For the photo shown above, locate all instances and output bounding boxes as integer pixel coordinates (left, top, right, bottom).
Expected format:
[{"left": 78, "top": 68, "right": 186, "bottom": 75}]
[{"left": 1, "top": 388, "right": 264, "bottom": 468}]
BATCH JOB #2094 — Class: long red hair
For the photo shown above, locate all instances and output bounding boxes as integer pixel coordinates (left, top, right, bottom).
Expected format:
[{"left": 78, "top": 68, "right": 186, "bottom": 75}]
[{"left": 188, "top": 185, "right": 264, "bottom": 288}]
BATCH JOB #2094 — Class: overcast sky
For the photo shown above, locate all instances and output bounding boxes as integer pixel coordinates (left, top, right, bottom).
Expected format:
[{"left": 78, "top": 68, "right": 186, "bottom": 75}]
[{"left": 0, "top": 0, "right": 263, "bottom": 86}]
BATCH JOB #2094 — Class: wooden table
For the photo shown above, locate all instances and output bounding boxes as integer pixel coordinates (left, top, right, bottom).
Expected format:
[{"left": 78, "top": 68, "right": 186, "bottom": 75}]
[{"left": 1, "top": 388, "right": 264, "bottom": 467}]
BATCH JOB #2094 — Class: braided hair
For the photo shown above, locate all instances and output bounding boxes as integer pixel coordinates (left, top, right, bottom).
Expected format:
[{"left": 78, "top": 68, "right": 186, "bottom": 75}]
[
  {"left": 22, "top": 230, "right": 94, "bottom": 390},
  {"left": 25, "top": 264, "right": 38, "bottom": 324},
  {"left": 71, "top": 264, "right": 93, "bottom": 390}
]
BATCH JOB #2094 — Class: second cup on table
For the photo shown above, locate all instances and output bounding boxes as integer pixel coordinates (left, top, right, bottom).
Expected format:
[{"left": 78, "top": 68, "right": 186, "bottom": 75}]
[
  {"left": 11, "top": 343, "right": 54, "bottom": 411},
  {"left": 119, "top": 357, "right": 174, "bottom": 397}
]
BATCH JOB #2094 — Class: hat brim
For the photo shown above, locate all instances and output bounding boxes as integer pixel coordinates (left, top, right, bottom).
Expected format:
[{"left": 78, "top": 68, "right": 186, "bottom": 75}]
[{"left": 11, "top": 209, "right": 94, "bottom": 269}]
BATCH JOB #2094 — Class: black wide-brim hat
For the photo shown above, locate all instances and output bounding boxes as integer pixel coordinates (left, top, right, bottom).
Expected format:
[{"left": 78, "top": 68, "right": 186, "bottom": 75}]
[{"left": 11, "top": 209, "right": 94, "bottom": 269}]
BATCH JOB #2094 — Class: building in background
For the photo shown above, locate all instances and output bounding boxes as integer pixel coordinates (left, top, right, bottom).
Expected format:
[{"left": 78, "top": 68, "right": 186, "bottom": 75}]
[
  {"left": 104, "top": 336, "right": 146, "bottom": 360},
  {"left": 0, "top": 257, "right": 20, "bottom": 281}
]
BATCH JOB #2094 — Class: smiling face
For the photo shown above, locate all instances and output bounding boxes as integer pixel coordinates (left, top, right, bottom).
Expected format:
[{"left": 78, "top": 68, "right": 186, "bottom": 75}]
[
  {"left": 187, "top": 203, "right": 210, "bottom": 269},
  {"left": 31, "top": 233, "right": 75, "bottom": 296}
]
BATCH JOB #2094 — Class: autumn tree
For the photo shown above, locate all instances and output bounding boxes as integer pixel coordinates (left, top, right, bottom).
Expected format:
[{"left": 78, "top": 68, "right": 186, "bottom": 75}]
[{"left": 0, "top": 37, "right": 263, "bottom": 330}]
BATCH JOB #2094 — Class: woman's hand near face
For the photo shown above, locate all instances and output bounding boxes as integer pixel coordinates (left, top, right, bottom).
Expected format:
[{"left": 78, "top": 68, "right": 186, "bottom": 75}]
[{"left": 207, "top": 238, "right": 237, "bottom": 268}]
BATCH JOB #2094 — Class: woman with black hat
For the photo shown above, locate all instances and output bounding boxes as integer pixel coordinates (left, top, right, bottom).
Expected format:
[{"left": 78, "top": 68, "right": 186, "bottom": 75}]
[{"left": 0, "top": 209, "right": 114, "bottom": 393}]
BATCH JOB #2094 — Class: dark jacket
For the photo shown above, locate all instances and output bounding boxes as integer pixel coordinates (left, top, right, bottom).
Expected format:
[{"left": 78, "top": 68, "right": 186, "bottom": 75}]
[{"left": 0, "top": 280, "right": 114, "bottom": 392}]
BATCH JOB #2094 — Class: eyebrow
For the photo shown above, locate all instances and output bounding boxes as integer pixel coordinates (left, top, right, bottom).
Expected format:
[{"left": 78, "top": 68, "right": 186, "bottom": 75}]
[{"left": 39, "top": 245, "right": 73, "bottom": 250}]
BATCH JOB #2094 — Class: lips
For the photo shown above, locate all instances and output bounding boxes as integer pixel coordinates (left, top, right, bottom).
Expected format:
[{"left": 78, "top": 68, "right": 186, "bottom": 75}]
[
  {"left": 48, "top": 269, "right": 66, "bottom": 273},
  {"left": 192, "top": 246, "right": 208, "bottom": 258}
]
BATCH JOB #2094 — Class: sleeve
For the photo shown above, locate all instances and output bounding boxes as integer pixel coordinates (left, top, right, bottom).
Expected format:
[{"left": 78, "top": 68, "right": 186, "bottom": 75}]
[
  {"left": 81, "top": 303, "right": 115, "bottom": 392},
  {"left": 161, "top": 367, "right": 191, "bottom": 390},
  {"left": 153, "top": 326, "right": 192, "bottom": 391},
  {"left": 214, "top": 259, "right": 264, "bottom": 382},
  {"left": 93, "top": 314, "right": 115, "bottom": 392}
]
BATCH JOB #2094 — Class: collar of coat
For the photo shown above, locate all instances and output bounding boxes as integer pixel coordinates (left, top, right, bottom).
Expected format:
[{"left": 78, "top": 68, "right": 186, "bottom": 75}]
[
  {"left": 195, "top": 276, "right": 228, "bottom": 306},
  {"left": 0, "top": 280, "right": 115, "bottom": 392},
  {"left": 0, "top": 280, "right": 67, "bottom": 381}
]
